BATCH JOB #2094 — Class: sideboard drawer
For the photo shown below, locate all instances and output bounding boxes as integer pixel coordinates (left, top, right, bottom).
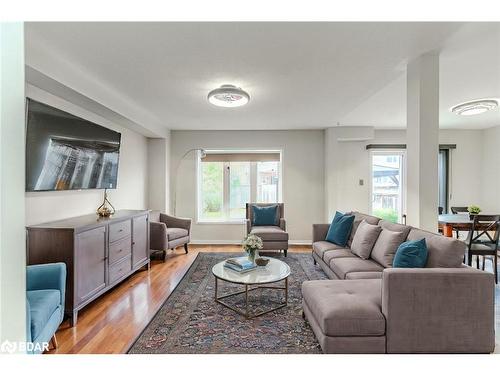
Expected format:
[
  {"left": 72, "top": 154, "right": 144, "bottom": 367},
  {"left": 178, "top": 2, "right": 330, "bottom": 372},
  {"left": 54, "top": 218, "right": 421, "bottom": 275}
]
[
  {"left": 109, "top": 220, "right": 131, "bottom": 243},
  {"left": 109, "top": 256, "right": 132, "bottom": 285},
  {"left": 109, "top": 235, "right": 132, "bottom": 264}
]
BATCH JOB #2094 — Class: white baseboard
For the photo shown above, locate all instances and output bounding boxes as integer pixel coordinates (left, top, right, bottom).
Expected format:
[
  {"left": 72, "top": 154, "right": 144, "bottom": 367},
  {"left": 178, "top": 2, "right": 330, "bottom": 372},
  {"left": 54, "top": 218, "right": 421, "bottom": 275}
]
[{"left": 190, "top": 239, "right": 312, "bottom": 246}]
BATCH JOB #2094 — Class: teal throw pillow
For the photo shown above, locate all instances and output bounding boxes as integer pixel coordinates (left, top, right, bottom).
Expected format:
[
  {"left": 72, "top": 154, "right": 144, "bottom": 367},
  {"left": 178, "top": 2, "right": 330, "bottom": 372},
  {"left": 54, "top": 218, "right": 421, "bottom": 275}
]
[
  {"left": 393, "top": 238, "right": 428, "bottom": 268},
  {"left": 252, "top": 205, "right": 279, "bottom": 226},
  {"left": 325, "top": 211, "right": 355, "bottom": 247}
]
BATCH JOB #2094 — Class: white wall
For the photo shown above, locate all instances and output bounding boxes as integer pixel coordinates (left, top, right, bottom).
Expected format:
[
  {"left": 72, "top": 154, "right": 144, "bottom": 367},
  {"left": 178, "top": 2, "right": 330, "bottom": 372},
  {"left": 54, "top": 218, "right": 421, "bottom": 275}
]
[
  {"left": 481, "top": 125, "right": 500, "bottom": 213},
  {"left": 0, "top": 22, "right": 26, "bottom": 347},
  {"left": 147, "top": 135, "right": 171, "bottom": 213},
  {"left": 440, "top": 129, "right": 483, "bottom": 209},
  {"left": 25, "top": 85, "right": 149, "bottom": 226},
  {"left": 174, "top": 127, "right": 488, "bottom": 242},
  {"left": 325, "top": 129, "right": 406, "bottom": 218},
  {"left": 324, "top": 128, "right": 485, "bottom": 222},
  {"left": 171, "top": 130, "right": 324, "bottom": 243}
]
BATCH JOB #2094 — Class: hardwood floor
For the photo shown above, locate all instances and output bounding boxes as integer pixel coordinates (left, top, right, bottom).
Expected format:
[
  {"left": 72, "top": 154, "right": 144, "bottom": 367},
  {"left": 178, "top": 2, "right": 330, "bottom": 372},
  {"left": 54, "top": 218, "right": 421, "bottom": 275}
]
[{"left": 48, "top": 245, "right": 310, "bottom": 354}]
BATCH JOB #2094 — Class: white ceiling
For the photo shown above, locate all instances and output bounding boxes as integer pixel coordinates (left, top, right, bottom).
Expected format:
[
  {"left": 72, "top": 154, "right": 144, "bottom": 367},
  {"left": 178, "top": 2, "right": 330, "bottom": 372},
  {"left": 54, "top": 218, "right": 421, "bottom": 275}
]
[
  {"left": 340, "top": 23, "right": 500, "bottom": 129},
  {"left": 25, "top": 22, "right": 500, "bottom": 131}
]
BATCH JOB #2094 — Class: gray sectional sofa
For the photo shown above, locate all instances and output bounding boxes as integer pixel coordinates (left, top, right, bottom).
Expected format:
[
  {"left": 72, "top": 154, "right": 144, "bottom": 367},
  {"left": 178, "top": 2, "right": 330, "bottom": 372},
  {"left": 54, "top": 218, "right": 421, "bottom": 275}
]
[{"left": 303, "top": 211, "right": 495, "bottom": 354}]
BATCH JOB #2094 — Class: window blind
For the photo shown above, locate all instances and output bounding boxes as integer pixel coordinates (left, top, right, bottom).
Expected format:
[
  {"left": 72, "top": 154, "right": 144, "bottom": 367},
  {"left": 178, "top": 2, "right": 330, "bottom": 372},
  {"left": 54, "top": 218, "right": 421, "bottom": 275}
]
[
  {"left": 365, "top": 144, "right": 456, "bottom": 150},
  {"left": 202, "top": 152, "right": 280, "bottom": 162}
]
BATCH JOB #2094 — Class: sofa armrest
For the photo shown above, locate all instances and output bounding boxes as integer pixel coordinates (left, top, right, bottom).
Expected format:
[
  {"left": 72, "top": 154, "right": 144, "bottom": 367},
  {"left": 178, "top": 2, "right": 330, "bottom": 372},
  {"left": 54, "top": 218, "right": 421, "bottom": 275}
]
[
  {"left": 382, "top": 267, "right": 495, "bottom": 353},
  {"left": 161, "top": 214, "right": 191, "bottom": 233},
  {"left": 312, "top": 224, "right": 330, "bottom": 243},
  {"left": 279, "top": 218, "right": 286, "bottom": 231},
  {"left": 27, "top": 263, "right": 66, "bottom": 307},
  {"left": 26, "top": 298, "right": 32, "bottom": 343},
  {"left": 150, "top": 221, "right": 168, "bottom": 250}
]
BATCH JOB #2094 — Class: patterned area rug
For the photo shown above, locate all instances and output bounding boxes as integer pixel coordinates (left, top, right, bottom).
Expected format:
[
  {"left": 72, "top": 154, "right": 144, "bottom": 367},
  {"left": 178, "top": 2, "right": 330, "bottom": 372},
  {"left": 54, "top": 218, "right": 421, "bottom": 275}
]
[{"left": 128, "top": 252, "right": 327, "bottom": 354}]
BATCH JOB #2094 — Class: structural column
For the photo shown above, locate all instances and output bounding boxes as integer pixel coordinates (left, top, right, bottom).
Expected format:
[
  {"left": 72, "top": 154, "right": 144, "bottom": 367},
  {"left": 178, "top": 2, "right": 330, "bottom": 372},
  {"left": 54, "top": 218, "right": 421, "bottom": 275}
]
[
  {"left": 0, "top": 22, "right": 27, "bottom": 348},
  {"left": 406, "top": 52, "right": 439, "bottom": 231}
]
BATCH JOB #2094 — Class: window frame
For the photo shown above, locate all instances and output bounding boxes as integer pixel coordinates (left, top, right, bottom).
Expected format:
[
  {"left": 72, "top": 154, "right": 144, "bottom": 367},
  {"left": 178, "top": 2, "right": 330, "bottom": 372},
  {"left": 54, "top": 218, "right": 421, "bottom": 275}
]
[
  {"left": 196, "top": 149, "right": 283, "bottom": 224},
  {"left": 438, "top": 149, "right": 450, "bottom": 214}
]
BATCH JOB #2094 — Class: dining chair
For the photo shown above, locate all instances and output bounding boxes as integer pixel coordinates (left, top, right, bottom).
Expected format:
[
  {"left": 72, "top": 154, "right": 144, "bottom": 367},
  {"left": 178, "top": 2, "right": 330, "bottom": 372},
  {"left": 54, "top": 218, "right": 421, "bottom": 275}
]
[
  {"left": 466, "top": 215, "right": 500, "bottom": 284},
  {"left": 450, "top": 206, "right": 469, "bottom": 238},
  {"left": 451, "top": 206, "right": 469, "bottom": 214}
]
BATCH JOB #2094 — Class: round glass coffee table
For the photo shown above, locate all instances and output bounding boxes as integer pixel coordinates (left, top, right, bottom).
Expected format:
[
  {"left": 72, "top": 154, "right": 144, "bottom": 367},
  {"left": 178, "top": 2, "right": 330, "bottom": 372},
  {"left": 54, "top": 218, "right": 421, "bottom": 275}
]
[{"left": 212, "top": 257, "right": 291, "bottom": 319}]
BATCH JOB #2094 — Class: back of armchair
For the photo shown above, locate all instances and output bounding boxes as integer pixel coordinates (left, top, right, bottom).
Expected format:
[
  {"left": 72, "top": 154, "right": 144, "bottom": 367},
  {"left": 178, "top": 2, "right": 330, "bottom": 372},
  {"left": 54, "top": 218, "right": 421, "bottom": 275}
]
[
  {"left": 245, "top": 203, "right": 285, "bottom": 233},
  {"left": 246, "top": 203, "right": 284, "bottom": 222}
]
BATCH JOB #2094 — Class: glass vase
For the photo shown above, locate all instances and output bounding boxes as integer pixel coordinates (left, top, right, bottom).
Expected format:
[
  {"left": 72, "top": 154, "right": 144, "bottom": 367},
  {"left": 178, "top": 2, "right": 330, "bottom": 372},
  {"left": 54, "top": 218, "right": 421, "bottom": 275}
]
[{"left": 247, "top": 249, "right": 259, "bottom": 264}]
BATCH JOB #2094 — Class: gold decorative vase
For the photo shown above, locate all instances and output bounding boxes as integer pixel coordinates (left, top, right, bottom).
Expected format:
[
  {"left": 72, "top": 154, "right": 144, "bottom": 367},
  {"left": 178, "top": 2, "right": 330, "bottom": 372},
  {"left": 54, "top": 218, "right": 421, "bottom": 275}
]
[{"left": 96, "top": 189, "right": 115, "bottom": 218}]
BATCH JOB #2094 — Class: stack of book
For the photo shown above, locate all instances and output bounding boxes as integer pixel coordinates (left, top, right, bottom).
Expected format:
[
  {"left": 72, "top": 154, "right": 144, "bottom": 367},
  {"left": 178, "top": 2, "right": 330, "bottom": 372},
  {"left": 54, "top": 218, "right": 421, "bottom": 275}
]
[{"left": 224, "top": 257, "right": 257, "bottom": 273}]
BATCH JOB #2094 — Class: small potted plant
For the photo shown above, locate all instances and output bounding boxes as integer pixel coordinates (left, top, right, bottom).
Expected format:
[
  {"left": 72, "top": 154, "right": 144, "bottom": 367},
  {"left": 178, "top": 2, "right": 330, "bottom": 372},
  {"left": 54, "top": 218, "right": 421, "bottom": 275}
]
[
  {"left": 242, "top": 234, "right": 263, "bottom": 264},
  {"left": 468, "top": 205, "right": 481, "bottom": 219}
]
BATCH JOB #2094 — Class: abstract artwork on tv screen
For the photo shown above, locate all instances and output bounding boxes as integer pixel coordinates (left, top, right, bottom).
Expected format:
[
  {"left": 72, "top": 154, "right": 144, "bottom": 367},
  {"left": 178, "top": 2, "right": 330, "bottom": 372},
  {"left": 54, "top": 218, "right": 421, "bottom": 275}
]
[{"left": 25, "top": 99, "right": 121, "bottom": 192}]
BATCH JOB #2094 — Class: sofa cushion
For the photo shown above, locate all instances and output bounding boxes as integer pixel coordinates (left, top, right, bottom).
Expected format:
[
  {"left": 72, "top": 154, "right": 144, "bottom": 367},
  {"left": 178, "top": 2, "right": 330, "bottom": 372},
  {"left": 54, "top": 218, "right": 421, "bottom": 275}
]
[
  {"left": 371, "top": 228, "right": 409, "bottom": 268},
  {"left": 250, "top": 226, "right": 288, "bottom": 241},
  {"left": 379, "top": 220, "right": 411, "bottom": 235},
  {"left": 302, "top": 279, "right": 385, "bottom": 336},
  {"left": 347, "top": 212, "right": 381, "bottom": 247},
  {"left": 326, "top": 211, "right": 355, "bottom": 246},
  {"left": 393, "top": 238, "right": 428, "bottom": 268},
  {"left": 166, "top": 227, "right": 189, "bottom": 241},
  {"left": 407, "top": 228, "right": 465, "bottom": 268},
  {"left": 323, "top": 248, "right": 356, "bottom": 264},
  {"left": 350, "top": 220, "right": 382, "bottom": 259},
  {"left": 313, "top": 241, "right": 345, "bottom": 260},
  {"left": 345, "top": 271, "right": 383, "bottom": 280},
  {"left": 330, "top": 257, "right": 384, "bottom": 279},
  {"left": 251, "top": 204, "right": 279, "bottom": 226},
  {"left": 27, "top": 289, "right": 61, "bottom": 340}
]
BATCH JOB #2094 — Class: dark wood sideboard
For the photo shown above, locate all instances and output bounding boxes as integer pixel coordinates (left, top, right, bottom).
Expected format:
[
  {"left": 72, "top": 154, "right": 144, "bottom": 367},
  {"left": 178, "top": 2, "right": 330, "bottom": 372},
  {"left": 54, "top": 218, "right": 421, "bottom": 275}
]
[{"left": 27, "top": 209, "right": 150, "bottom": 326}]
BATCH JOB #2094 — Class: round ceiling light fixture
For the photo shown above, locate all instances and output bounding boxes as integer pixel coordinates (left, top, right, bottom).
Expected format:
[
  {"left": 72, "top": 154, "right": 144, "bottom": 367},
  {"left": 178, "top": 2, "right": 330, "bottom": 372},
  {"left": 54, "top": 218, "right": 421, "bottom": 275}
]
[
  {"left": 451, "top": 99, "right": 498, "bottom": 116},
  {"left": 207, "top": 84, "right": 250, "bottom": 108}
]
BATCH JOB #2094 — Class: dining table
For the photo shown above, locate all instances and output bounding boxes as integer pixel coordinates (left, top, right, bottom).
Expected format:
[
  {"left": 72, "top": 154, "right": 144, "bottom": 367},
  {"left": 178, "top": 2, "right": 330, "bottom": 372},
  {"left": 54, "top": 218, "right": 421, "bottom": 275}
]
[{"left": 438, "top": 214, "right": 474, "bottom": 237}]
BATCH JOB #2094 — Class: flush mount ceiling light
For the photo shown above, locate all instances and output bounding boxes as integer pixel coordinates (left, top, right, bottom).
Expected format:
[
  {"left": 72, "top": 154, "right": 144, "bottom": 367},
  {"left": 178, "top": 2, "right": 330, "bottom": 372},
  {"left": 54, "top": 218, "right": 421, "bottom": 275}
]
[
  {"left": 208, "top": 84, "right": 250, "bottom": 108},
  {"left": 451, "top": 99, "right": 498, "bottom": 116}
]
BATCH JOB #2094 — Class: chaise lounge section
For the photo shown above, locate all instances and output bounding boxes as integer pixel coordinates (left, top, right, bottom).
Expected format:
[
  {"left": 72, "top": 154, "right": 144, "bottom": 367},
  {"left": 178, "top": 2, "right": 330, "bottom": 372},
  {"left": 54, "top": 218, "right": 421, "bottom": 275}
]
[{"left": 303, "top": 211, "right": 495, "bottom": 354}]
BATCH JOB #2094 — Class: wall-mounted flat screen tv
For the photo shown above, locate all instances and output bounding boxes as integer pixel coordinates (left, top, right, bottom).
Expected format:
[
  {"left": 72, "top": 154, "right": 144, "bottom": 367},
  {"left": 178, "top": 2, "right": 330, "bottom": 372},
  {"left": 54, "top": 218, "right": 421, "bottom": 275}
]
[{"left": 26, "top": 98, "right": 121, "bottom": 192}]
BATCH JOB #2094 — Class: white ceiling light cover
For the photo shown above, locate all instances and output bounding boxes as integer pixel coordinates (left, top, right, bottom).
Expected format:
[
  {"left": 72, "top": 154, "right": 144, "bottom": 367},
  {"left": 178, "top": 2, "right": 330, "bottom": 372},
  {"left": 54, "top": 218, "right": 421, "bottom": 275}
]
[
  {"left": 208, "top": 85, "right": 250, "bottom": 108},
  {"left": 451, "top": 99, "right": 498, "bottom": 116}
]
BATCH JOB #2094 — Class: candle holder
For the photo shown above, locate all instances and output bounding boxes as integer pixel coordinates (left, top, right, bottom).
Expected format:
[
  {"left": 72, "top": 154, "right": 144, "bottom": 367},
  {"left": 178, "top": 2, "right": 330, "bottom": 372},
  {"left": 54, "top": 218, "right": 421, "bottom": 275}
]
[{"left": 96, "top": 189, "right": 115, "bottom": 218}]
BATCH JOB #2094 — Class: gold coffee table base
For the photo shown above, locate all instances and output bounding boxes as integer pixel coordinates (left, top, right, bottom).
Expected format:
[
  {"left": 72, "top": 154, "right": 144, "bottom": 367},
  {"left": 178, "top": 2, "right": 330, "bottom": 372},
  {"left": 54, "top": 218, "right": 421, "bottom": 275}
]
[{"left": 214, "top": 276, "right": 288, "bottom": 319}]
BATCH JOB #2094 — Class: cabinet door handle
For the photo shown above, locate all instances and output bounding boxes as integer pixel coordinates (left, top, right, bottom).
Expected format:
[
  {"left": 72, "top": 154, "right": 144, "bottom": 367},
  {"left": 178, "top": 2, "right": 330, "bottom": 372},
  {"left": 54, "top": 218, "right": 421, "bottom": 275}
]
[{"left": 132, "top": 241, "right": 136, "bottom": 245}]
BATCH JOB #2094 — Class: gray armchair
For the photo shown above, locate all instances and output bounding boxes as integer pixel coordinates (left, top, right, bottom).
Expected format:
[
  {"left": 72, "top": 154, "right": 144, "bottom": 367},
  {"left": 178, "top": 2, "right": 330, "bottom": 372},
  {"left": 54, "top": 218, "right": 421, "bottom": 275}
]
[
  {"left": 245, "top": 203, "right": 289, "bottom": 256},
  {"left": 149, "top": 211, "right": 192, "bottom": 261}
]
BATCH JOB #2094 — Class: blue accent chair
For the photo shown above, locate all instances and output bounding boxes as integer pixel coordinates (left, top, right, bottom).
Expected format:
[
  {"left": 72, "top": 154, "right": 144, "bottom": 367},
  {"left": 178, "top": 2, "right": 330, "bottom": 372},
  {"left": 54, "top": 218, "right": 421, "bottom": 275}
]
[{"left": 26, "top": 263, "right": 66, "bottom": 354}]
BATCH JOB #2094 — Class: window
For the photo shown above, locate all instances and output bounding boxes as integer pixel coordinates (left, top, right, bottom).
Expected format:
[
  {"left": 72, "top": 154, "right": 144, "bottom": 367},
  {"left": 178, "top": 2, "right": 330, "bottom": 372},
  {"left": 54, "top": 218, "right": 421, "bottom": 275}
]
[
  {"left": 229, "top": 162, "right": 251, "bottom": 219},
  {"left": 257, "top": 161, "right": 279, "bottom": 202},
  {"left": 370, "top": 151, "right": 406, "bottom": 223},
  {"left": 198, "top": 151, "right": 281, "bottom": 222},
  {"left": 199, "top": 162, "right": 224, "bottom": 220}
]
